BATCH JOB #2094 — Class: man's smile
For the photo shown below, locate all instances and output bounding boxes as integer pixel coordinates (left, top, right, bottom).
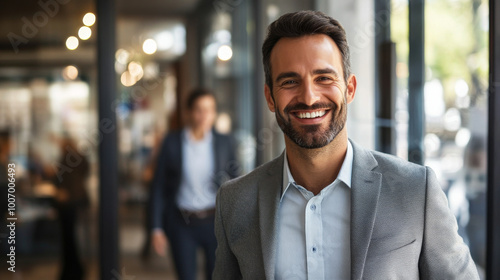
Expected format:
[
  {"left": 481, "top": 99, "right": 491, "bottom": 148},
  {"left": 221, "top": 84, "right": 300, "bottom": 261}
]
[
  {"left": 294, "top": 110, "right": 327, "bottom": 119},
  {"left": 290, "top": 109, "right": 331, "bottom": 124}
]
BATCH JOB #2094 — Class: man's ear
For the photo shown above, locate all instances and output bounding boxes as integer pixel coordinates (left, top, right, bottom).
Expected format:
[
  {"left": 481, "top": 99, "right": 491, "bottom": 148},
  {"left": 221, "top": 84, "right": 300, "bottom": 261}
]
[
  {"left": 264, "top": 84, "right": 276, "bottom": 112},
  {"left": 346, "top": 74, "right": 357, "bottom": 104}
]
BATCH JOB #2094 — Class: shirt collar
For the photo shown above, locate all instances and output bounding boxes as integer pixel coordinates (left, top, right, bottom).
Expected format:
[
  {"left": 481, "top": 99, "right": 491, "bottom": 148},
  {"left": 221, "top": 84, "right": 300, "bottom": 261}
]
[
  {"left": 183, "top": 128, "right": 213, "bottom": 144},
  {"left": 282, "top": 140, "right": 354, "bottom": 197}
]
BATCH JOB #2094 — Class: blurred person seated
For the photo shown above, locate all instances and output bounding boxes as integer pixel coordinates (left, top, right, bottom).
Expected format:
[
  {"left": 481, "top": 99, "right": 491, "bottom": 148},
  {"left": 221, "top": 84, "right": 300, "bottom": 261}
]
[
  {"left": 52, "top": 137, "right": 90, "bottom": 280},
  {"left": 149, "top": 88, "right": 240, "bottom": 280}
]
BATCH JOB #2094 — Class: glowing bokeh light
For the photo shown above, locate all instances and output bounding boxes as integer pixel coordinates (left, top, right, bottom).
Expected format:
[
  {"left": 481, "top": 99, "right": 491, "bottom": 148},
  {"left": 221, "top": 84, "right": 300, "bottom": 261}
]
[
  {"left": 78, "top": 26, "right": 92, "bottom": 40},
  {"left": 142, "top": 39, "right": 157, "bottom": 55},
  {"left": 66, "top": 36, "right": 79, "bottom": 50},
  {"left": 128, "top": 62, "right": 144, "bottom": 79},
  {"left": 217, "top": 45, "right": 233, "bottom": 61},
  {"left": 115, "top": 49, "right": 130, "bottom": 64},
  {"left": 121, "top": 71, "right": 137, "bottom": 87},
  {"left": 62, "top": 65, "right": 78, "bottom": 80},
  {"left": 83, "top": 13, "right": 96, "bottom": 26}
]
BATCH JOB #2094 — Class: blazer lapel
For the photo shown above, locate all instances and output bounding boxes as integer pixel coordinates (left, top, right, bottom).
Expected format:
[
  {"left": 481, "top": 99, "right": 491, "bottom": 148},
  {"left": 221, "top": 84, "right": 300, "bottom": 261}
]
[
  {"left": 257, "top": 153, "right": 284, "bottom": 280},
  {"left": 350, "top": 141, "right": 382, "bottom": 280}
]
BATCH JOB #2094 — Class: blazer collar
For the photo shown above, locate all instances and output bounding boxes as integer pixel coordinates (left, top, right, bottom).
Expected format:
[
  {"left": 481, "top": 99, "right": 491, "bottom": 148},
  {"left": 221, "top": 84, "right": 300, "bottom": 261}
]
[
  {"left": 350, "top": 141, "right": 382, "bottom": 280},
  {"left": 257, "top": 152, "right": 284, "bottom": 280}
]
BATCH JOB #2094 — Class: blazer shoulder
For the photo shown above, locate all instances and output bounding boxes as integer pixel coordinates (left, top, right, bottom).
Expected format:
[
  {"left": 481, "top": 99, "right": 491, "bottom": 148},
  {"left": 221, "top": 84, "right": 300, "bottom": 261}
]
[
  {"left": 162, "top": 130, "right": 182, "bottom": 144},
  {"left": 213, "top": 131, "right": 235, "bottom": 144},
  {"left": 370, "top": 149, "right": 427, "bottom": 179}
]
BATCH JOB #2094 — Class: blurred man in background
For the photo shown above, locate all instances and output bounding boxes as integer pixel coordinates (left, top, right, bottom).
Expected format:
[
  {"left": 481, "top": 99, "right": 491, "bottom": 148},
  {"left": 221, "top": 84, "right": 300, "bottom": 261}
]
[{"left": 150, "top": 88, "right": 239, "bottom": 280}]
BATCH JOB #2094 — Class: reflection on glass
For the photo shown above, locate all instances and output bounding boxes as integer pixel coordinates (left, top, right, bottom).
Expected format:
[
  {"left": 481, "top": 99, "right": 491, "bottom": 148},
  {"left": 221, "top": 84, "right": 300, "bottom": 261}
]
[{"left": 392, "top": 0, "right": 488, "bottom": 276}]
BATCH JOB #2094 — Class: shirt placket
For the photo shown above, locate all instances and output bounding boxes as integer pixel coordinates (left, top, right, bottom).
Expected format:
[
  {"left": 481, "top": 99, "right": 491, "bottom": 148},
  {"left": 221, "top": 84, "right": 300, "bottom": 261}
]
[{"left": 304, "top": 191, "right": 325, "bottom": 280}]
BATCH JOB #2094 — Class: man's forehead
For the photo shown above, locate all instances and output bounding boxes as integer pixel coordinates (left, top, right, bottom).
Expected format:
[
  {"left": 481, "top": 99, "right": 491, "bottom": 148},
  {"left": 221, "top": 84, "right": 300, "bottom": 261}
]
[
  {"left": 273, "top": 34, "right": 339, "bottom": 51},
  {"left": 270, "top": 34, "right": 343, "bottom": 76}
]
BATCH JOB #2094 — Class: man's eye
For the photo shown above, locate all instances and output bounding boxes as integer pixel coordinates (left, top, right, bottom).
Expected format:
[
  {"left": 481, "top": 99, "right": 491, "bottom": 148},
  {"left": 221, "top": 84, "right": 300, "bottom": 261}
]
[
  {"left": 282, "top": 80, "right": 297, "bottom": 86},
  {"left": 317, "top": 76, "right": 332, "bottom": 82}
]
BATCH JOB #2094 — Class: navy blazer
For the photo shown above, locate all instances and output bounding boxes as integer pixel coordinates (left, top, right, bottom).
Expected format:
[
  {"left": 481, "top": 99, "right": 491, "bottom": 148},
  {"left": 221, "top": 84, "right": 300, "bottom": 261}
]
[{"left": 150, "top": 129, "right": 240, "bottom": 232}]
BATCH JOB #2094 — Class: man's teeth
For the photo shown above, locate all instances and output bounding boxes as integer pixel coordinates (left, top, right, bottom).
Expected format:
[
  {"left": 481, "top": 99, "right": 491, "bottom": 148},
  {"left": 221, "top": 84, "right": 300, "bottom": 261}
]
[{"left": 297, "top": 110, "right": 326, "bottom": 119}]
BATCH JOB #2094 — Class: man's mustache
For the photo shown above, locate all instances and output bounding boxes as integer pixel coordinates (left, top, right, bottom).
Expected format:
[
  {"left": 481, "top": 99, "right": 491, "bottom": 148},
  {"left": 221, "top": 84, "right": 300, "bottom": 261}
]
[{"left": 283, "top": 102, "right": 336, "bottom": 115}]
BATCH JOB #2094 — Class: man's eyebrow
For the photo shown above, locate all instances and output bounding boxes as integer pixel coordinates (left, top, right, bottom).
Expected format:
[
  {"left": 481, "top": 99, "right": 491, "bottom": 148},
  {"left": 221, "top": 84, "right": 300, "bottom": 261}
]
[
  {"left": 275, "top": 72, "right": 300, "bottom": 83},
  {"left": 312, "top": 68, "right": 339, "bottom": 77}
]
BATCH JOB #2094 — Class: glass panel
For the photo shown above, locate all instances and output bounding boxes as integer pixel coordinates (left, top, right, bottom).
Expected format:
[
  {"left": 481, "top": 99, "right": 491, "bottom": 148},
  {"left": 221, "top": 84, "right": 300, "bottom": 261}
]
[
  {"left": 392, "top": 0, "right": 488, "bottom": 277},
  {"left": 0, "top": 1, "right": 99, "bottom": 279},
  {"left": 114, "top": 1, "right": 260, "bottom": 278},
  {"left": 114, "top": 17, "right": 184, "bottom": 280}
]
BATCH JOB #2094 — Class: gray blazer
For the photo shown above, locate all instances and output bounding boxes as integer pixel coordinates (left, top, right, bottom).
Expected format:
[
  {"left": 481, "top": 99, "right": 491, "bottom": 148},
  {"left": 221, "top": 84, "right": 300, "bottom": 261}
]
[{"left": 213, "top": 141, "right": 479, "bottom": 279}]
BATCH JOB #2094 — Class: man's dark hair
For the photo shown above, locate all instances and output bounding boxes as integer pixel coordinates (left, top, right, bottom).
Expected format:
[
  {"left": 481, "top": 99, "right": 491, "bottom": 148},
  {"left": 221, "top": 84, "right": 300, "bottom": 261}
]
[
  {"left": 262, "top": 10, "right": 351, "bottom": 90},
  {"left": 186, "top": 88, "right": 216, "bottom": 110}
]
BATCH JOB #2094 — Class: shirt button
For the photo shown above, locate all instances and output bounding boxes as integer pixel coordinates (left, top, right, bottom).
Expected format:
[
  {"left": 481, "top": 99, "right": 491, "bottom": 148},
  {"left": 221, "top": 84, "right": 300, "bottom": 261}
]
[
  {"left": 312, "top": 247, "right": 317, "bottom": 253},
  {"left": 310, "top": 204, "right": 316, "bottom": 211}
]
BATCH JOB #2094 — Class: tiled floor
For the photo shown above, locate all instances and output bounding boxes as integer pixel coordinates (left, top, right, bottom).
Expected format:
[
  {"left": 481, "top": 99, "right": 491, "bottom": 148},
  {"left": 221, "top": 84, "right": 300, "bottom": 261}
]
[
  {"left": 0, "top": 204, "right": 207, "bottom": 280},
  {"left": 0, "top": 253, "right": 182, "bottom": 280}
]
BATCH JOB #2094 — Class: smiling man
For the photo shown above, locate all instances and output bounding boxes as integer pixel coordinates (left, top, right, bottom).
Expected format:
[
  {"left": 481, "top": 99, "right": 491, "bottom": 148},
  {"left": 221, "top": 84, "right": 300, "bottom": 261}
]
[{"left": 213, "top": 10, "right": 479, "bottom": 280}]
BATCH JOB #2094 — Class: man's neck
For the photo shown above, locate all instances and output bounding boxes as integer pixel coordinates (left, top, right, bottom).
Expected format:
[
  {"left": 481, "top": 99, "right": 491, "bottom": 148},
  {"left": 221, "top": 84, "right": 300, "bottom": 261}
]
[
  {"left": 285, "top": 129, "right": 348, "bottom": 195},
  {"left": 188, "top": 126, "right": 210, "bottom": 141}
]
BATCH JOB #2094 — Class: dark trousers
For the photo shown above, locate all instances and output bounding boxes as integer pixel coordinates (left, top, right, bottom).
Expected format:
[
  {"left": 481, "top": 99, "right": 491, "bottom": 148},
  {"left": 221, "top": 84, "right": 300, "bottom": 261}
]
[
  {"left": 57, "top": 204, "right": 84, "bottom": 280},
  {"left": 167, "top": 209, "right": 217, "bottom": 280}
]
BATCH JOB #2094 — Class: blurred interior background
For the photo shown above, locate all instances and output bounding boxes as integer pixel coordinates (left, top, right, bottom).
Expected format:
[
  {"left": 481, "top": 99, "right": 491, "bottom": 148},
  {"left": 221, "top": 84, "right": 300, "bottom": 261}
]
[{"left": 0, "top": 0, "right": 494, "bottom": 279}]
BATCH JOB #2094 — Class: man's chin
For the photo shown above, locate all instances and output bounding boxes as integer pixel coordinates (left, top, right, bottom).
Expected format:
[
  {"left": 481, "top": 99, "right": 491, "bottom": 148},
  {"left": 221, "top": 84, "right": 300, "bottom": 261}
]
[
  {"left": 288, "top": 131, "right": 333, "bottom": 149},
  {"left": 296, "top": 142, "right": 328, "bottom": 149}
]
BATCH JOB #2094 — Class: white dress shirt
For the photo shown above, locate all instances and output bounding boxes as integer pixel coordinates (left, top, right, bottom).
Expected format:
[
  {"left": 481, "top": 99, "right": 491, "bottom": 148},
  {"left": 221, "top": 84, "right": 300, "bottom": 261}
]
[
  {"left": 175, "top": 129, "right": 216, "bottom": 211},
  {"left": 275, "top": 141, "right": 353, "bottom": 280}
]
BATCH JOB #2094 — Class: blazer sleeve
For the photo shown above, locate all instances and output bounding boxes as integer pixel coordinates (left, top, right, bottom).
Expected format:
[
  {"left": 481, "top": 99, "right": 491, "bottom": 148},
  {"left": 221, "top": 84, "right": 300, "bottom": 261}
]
[
  {"left": 418, "top": 167, "right": 479, "bottom": 279},
  {"left": 149, "top": 136, "right": 170, "bottom": 230},
  {"left": 213, "top": 187, "right": 242, "bottom": 279}
]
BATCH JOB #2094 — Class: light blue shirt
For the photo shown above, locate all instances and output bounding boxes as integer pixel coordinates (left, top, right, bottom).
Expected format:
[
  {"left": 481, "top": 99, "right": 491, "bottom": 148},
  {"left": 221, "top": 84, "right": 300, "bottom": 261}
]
[
  {"left": 175, "top": 129, "right": 217, "bottom": 211},
  {"left": 275, "top": 141, "right": 353, "bottom": 280}
]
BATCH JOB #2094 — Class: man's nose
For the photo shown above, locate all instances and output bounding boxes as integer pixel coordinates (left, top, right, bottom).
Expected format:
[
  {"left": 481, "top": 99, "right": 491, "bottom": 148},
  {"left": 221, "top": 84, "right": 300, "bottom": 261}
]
[{"left": 298, "top": 80, "right": 321, "bottom": 106}]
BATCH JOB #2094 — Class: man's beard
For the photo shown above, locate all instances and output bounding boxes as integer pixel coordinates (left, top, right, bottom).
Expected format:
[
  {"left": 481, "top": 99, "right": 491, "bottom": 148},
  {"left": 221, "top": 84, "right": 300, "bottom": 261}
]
[{"left": 274, "top": 94, "right": 347, "bottom": 149}]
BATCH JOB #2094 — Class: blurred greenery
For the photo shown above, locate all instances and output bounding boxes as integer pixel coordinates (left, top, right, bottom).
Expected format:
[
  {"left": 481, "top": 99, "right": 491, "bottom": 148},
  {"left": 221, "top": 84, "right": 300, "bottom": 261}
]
[{"left": 391, "top": 0, "right": 488, "bottom": 107}]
